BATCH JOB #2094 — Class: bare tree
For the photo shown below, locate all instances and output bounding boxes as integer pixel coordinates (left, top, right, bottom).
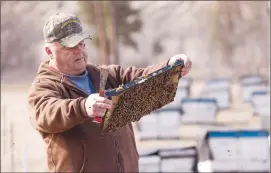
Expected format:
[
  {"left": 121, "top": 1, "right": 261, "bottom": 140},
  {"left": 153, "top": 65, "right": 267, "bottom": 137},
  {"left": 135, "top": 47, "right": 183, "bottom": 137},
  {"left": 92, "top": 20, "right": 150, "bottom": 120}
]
[
  {"left": 108, "top": 1, "right": 119, "bottom": 64},
  {"left": 77, "top": 1, "right": 142, "bottom": 65},
  {"left": 92, "top": 1, "right": 110, "bottom": 65}
]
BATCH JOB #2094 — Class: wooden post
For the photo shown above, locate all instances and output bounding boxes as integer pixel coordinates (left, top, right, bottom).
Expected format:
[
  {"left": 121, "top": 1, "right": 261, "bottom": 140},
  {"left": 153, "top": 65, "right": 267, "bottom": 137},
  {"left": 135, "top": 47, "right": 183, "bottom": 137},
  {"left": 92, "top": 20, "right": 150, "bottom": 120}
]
[
  {"left": 21, "top": 142, "right": 28, "bottom": 172},
  {"left": 9, "top": 121, "right": 14, "bottom": 172},
  {"left": 2, "top": 105, "right": 6, "bottom": 155}
]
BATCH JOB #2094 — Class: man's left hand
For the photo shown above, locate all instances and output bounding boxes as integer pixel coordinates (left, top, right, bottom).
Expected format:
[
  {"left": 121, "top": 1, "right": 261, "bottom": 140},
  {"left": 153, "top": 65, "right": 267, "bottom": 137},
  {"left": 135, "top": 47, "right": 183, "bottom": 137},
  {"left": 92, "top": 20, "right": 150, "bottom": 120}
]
[{"left": 168, "top": 54, "right": 192, "bottom": 77}]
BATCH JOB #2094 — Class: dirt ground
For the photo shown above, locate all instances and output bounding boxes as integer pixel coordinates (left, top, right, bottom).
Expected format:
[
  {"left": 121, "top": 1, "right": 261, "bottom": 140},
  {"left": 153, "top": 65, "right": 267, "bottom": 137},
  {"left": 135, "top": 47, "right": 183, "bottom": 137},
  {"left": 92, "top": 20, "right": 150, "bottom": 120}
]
[{"left": 0, "top": 80, "right": 266, "bottom": 172}]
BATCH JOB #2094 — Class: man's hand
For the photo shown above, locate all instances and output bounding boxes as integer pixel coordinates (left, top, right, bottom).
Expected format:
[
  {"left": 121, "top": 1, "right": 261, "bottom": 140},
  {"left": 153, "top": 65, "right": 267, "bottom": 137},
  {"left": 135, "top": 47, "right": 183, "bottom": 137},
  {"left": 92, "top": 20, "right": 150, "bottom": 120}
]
[
  {"left": 85, "top": 93, "right": 113, "bottom": 118},
  {"left": 168, "top": 54, "right": 192, "bottom": 77}
]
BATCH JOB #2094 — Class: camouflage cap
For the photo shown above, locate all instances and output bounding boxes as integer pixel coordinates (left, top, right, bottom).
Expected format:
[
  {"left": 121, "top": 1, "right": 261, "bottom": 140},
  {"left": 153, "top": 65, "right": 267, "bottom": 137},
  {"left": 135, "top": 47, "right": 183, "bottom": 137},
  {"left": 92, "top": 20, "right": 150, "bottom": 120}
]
[{"left": 43, "top": 13, "right": 91, "bottom": 48}]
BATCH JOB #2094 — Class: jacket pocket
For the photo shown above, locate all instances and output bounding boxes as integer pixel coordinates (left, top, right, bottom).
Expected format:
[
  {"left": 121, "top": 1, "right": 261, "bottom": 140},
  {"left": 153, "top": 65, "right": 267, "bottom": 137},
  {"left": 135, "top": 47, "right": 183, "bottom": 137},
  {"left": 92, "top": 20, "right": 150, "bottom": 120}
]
[{"left": 50, "top": 134, "right": 87, "bottom": 172}]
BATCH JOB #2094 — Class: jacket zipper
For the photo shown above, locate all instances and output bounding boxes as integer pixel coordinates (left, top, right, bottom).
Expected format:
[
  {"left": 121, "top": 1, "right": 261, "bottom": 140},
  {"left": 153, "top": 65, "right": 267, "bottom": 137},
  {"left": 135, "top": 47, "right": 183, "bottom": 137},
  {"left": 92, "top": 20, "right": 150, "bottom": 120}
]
[
  {"left": 62, "top": 77, "right": 124, "bottom": 172},
  {"left": 110, "top": 132, "right": 124, "bottom": 172}
]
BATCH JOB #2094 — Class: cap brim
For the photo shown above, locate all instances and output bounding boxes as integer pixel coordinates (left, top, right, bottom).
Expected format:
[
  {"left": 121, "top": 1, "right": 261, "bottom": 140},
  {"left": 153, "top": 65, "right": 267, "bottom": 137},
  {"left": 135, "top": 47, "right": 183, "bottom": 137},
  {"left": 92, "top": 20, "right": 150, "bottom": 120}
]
[{"left": 59, "top": 33, "right": 91, "bottom": 48}]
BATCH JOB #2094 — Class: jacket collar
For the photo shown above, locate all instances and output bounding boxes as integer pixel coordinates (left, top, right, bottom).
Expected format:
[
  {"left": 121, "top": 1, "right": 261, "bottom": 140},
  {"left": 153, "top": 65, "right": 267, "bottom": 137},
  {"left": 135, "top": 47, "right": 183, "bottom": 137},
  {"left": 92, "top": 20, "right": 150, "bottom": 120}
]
[{"left": 35, "top": 60, "right": 101, "bottom": 94}]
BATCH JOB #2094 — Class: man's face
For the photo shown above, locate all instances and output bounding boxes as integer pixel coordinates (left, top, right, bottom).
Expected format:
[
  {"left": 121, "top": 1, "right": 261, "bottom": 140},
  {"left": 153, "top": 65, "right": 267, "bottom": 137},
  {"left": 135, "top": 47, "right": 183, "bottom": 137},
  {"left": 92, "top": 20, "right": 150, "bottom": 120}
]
[{"left": 46, "top": 40, "right": 88, "bottom": 75}]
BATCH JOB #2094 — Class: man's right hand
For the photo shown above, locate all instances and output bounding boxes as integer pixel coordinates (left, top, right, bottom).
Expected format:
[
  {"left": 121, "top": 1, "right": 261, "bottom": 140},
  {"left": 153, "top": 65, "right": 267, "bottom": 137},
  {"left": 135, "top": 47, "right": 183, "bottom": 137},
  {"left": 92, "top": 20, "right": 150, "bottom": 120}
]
[{"left": 84, "top": 93, "right": 113, "bottom": 118}]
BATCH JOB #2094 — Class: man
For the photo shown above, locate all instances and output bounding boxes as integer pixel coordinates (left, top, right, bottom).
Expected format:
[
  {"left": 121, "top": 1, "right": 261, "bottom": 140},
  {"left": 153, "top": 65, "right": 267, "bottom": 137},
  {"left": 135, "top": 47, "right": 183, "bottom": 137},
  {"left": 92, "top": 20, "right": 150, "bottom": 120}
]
[{"left": 28, "top": 13, "right": 192, "bottom": 172}]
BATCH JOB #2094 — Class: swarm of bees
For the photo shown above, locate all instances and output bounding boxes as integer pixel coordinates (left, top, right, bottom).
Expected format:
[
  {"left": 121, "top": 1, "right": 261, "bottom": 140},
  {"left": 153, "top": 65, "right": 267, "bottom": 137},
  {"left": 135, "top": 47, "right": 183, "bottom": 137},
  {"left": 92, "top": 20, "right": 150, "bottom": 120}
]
[{"left": 100, "top": 60, "right": 184, "bottom": 134}]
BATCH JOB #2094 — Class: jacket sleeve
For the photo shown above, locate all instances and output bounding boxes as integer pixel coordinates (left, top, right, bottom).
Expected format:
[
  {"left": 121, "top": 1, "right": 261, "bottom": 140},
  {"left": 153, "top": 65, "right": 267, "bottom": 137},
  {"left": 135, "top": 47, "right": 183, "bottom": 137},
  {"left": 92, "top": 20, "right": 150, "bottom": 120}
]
[
  {"left": 107, "top": 59, "right": 170, "bottom": 85},
  {"left": 28, "top": 80, "right": 90, "bottom": 134}
]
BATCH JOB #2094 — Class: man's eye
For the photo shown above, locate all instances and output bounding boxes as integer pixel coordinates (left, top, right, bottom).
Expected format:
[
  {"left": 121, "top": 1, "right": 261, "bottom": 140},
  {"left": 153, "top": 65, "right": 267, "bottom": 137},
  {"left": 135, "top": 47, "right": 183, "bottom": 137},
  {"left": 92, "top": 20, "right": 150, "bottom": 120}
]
[{"left": 79, "top": 43, "right": 85, "bottom": 47}]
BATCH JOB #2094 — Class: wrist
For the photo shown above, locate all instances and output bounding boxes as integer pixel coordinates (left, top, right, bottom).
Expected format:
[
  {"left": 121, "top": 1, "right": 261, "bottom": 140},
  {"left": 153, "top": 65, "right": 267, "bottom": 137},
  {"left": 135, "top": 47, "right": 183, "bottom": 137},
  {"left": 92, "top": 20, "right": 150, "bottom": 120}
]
[{"left": 83, "top": 99, "right": 93, "bottom": 119}]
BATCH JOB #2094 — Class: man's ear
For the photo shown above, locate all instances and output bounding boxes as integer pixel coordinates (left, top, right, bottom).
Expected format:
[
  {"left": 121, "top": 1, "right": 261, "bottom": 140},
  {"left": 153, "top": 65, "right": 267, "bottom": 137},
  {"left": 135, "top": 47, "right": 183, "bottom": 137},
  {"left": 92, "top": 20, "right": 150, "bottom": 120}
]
[{"left": 45, "top": 46, "right": 53, "bottom": 59}]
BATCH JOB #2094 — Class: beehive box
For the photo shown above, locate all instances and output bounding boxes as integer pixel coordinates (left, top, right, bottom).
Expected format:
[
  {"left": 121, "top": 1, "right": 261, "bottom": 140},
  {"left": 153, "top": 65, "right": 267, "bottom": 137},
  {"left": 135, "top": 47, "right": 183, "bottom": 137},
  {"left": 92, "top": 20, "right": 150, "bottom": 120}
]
[{"left": 100, "top": 60, "right": 184, "bottom": 133}]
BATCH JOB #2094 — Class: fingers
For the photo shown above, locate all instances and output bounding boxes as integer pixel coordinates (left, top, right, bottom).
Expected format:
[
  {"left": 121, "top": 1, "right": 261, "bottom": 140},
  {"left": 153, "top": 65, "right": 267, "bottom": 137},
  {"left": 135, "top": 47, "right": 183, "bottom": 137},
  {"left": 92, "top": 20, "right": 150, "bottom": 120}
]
[
  {"left": 181, "top": 62, "right": 191, "bottom": 76},
  {"left": 92, "top": 108, "right": 107, "bottom": 117},
  {"left": 181, "top": 55, "right": 191, "bottom": 76},
  {"left": 184, "top": 60, "right": 192, "bottom": 69},
  {"left": 85, "top": 93, "right": 114, "bottom": 118},
  {"left": 85, "top": 103, "right": 112, "bottom": 118},
  {"left": 91, "top": 94, "right": 112, "bottom": 105},
  {"left": 182, "top": 64, "right": 191, "bottom": 72},
  {"left": 91, "top": 103, "right": 113, "bottom": 117},
  {"left": 182, "top": 70, "right": 190, "bottom": 76},
  {"left": 93, "top": 102, "right": 113, "bottom": 111},
  {"left": 86, "top": 108, "right": 106, "bottom": 118}
]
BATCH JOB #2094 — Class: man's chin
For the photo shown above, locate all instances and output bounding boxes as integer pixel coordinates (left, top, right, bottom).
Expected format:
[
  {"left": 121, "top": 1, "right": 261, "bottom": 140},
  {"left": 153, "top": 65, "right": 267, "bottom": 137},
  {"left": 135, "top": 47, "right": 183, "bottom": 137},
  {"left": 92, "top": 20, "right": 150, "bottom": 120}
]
[{"left": 77, "top": 66, "right": 86, "bottom": 71}]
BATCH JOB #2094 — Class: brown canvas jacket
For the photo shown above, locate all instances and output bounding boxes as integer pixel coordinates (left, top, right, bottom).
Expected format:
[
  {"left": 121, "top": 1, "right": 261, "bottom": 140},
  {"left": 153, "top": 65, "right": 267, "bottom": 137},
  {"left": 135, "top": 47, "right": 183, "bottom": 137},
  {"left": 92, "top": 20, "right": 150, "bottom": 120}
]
[{"left": 28, "top": 60, "right": 169, "bottom": 172}]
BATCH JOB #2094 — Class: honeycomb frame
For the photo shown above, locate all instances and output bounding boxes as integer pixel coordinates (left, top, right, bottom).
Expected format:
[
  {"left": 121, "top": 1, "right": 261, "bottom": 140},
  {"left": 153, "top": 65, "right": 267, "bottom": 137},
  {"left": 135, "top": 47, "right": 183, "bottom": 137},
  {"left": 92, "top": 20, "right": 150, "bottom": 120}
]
[{"left": 100, "top": 60, "right": 184, "bottom": 134}]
